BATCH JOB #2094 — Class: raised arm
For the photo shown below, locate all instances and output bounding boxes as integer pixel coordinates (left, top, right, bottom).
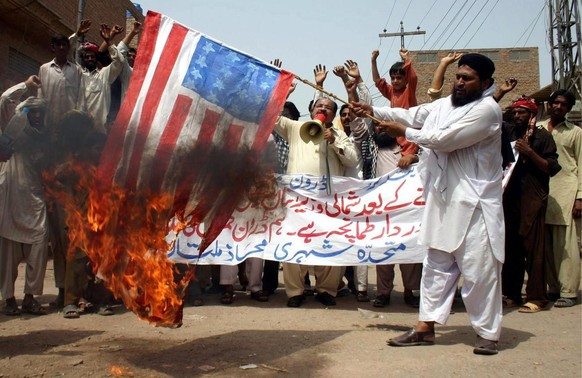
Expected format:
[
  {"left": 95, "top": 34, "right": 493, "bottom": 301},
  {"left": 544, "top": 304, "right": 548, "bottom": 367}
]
[
  {"left": 400, "top": 49, "right": 418, "bottom": 105},
  {"left": 100, "top": 24, "right": 125, "bottom": 84},
  {"left": 0, "top": 76, "right": 41, "bottom": 130},
  {"left": 121, "top": 21, "right": 142, "bottom": 50},
  {"left": 371, "top": 50, "right": 381, "bottom": 84},
  {"left": 493, "top": 78, "right": 518, "bottom": 103},
  {"left": 271, "top": 59, "right": 296, "bottom": 99},
  {"left": 99, "top": 25, "right": 124, "bottom": 53},
  {"left": 428, "top": 52, "right": 463, "bottom": 101},
  {"left": 70, "top": 19, "right": 91, "bottom": 64},
  {"left": 312, "top": 64, "right": 331, "bottom": 102},
  {"left": 345, "top": 60, "right": 372, "bottom": 106}
]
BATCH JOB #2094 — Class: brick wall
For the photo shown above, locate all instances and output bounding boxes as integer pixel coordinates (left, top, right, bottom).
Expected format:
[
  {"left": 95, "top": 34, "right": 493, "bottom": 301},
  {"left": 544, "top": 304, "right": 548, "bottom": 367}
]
[
  {"left": 408, "top": 47, "right": 540, "bottom": 110},
  {"left": 0, "top": 0, "right": 144, "bottom": 91}
]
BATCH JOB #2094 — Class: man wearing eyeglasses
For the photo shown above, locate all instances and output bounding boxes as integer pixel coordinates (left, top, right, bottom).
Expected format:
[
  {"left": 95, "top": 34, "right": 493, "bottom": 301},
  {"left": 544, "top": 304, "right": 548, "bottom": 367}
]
[{"left": 274, "top": 97, "right": 359, "bottom": 308}]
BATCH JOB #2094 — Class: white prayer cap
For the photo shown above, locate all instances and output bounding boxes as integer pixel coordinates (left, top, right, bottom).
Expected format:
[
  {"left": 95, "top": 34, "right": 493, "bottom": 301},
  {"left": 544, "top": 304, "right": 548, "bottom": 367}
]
[{"left": 15, "top": 96, "right": 46, "bottom": 112}]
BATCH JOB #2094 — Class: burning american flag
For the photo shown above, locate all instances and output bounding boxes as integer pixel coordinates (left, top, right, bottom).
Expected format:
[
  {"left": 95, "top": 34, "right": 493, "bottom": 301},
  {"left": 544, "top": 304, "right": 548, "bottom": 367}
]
[{"left": 50, "top": 11, "right": 294, "bottom": 326}]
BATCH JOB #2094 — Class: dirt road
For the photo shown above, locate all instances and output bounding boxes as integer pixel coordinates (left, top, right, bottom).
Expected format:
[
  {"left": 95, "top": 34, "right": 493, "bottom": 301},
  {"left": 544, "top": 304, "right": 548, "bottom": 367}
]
[{"left": 1, "top": 263, "right": 580, "bottom": 377}]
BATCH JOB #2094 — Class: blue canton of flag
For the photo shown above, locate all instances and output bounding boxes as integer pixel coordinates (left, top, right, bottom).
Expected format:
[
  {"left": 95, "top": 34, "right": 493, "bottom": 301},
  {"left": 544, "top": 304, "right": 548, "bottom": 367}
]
[{"left": 182, "top": 36, "right": 278, "bottom": 123}]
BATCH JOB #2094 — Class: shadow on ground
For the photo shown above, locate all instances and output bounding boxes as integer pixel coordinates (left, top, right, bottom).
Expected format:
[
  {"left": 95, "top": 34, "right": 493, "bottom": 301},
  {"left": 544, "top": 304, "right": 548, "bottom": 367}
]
[
  {"left": 0, "top": 329, "right": 104, "bottom": 358},
  {"left": 365, "top": 323, "right": 535, "bottom": 351}
]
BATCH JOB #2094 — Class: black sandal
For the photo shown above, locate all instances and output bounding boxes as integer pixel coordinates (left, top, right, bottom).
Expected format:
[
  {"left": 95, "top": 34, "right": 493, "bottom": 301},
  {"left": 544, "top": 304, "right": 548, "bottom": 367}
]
[
  {"left": 356, "top": 291, "right": 369, "bottom": 302},
  {"left": 250, "top": 291, "right": 269, "bottom": 302},
  {"left": 2, "top": 297, "right": 20, "bottom": 316},
  {"left": 220, "top": 291, "right": 235, "bottom": 305},
  {"left": 21, "top": 299, "right": 47, "bottom": 315}
]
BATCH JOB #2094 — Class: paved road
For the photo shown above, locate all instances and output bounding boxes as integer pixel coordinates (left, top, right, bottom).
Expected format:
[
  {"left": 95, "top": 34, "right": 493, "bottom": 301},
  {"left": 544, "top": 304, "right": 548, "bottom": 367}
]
[{"left": 1, "top": 262, "right": 580, "bottom": 377}]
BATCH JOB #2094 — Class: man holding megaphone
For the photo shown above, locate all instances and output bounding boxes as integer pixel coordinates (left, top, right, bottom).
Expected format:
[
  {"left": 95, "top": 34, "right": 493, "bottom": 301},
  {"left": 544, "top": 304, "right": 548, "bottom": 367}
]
[{"left": 273, "top": 97, "right": 359, "bottom": 308}]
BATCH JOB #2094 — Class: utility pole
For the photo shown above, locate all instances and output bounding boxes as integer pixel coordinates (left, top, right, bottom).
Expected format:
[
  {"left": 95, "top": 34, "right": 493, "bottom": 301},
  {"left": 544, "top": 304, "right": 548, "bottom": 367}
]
[
  {"left": 548, "top": 0, "right": 582, "bottom": 97},
  {"left": 379, "top": 21, "right": 426, "bottom": 50},
  {"left": 77, "top": 0, "right": 86, "bottom": 31}
]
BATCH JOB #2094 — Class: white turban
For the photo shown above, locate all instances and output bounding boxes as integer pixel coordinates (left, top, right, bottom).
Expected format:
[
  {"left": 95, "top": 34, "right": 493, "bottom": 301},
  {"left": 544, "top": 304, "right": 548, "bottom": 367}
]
[{"left": 15, "top": 96, "right": 46, "bottom": 112}]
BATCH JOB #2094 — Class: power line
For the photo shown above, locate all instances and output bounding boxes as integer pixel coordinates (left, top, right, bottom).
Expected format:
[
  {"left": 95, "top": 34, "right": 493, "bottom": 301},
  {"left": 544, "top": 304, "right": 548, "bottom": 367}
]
[
  {"left": 522, "top": 5, "right": 545, "bottom": 47},
  {"left": 512, "top": 4, "right": 545, "bottom": 47},
  {"left": 377, "top": 24, "right": 400, "bottom": 78},
  {"left": 401, "top": 0, "right": 414, "bottom": 21},
  {"left": 408, "top": 0, "right": 438, "bottom": 46},
  {"left": 437, "top": 0, "right": 480, "bottom": 51},
  {"left": 428, "top": 0, "right": 469, "bottom": 51},
  {"left": 512, "top": 4, "right": 545, "bottom": 48},
  {"left": 462, "top": 0, "right": 501, "bottom": 49},
  {"left": 366, "top": 1, "right": 398, "bottom": 84},
  {"left": 448, "top": 1, "right": 491, "bottom": 50},
  {"left": 416, "top": 0, "right": 438, "bottom": 29},
  {"left": 380, "top": 0, "right": 398, "bottom": 43},
  {"left": 420, "top": 0, "right": 460, "bottom": 50}
]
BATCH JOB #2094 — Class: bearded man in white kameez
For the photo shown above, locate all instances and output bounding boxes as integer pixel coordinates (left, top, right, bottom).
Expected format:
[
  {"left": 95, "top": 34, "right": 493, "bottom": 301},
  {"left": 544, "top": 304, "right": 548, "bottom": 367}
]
[{"left": 352, "top": 53, "right": 504, "bottom": 355}]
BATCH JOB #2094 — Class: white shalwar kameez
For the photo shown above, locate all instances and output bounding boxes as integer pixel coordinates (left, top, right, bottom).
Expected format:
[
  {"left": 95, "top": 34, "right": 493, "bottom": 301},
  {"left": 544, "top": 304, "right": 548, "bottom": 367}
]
[
  {"left": 0, "top": 106, "right": 48, "bottom": 300},
  {"left": 373, "top": 90, "right": 504, "bottom": 341},
  {"left": 81, "top": 44, "right": 125, "bottom": 133}
]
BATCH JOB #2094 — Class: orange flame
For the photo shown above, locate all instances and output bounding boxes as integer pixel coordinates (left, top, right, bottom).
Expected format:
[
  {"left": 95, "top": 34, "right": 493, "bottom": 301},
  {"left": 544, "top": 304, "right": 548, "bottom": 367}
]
[
  {"left": 44, "top": 160, "right": 190, "bottom": 327},
  {"left": 43, "top": 141, "right": 278, "bottom": 327},
  {"left": 110, "top": 365, "right": 134, "bottom": 377}
]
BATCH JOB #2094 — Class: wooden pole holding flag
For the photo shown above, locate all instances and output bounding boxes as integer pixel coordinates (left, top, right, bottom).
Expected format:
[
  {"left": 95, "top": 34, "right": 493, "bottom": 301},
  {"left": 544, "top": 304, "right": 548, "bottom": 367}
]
[{"left": 294, "top": 75, "right": 382, "bottom": 123}]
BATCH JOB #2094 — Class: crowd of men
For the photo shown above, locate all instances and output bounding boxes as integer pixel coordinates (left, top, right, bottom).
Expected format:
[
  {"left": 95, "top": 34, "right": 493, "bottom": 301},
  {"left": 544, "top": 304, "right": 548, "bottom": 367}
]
[{"left": 0, "top": 19, "right": 580, "bottom": 357}]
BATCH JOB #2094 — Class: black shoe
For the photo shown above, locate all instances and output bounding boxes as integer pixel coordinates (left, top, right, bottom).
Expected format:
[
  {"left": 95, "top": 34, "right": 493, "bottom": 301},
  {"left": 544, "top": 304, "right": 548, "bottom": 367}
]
[
  {"left": 547, "top": 292, "right": 560, "bottom": 302},
  {"left": 250, "top": 290, "right": 269, "bottom": 302},
  {"left": 373, "top": 294, "right": 390, "bottom": 307},
  {"left": 404, "top": 295, "right": 420, "bottom": 308},
  {"left": 388, "top": 328, "right": 435, "bottom": 347},
  {"left": 315, "top": 292, "right": 336, "bottom": 306},
  {"left": 287, "top": 295, "right": 305, "bottom": 308},
  {"left": 50, "top": 289, "right": 64, "bottom": 308},
  {"left": 473, "top": 335, "right": 498, "bottom": 355},
  {"left": 356, "top": 291, "right": 370, "bottom": 302}
]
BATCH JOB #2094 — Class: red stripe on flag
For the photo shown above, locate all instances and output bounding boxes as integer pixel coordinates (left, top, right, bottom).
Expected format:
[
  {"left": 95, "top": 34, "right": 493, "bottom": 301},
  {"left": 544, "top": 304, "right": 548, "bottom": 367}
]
[
  {"left": 251, "top": 70, "right": 296, "bottom": 151},
  {"left": 96, "top": 11, "right": 162, "bottom": 190},
  {"left": 196, "top": 109, "right": 220, "bottom": 147},
  {"left": 124, "top": 23, "right": 189, "bottom": 191},
  {"left": 171, "top": 108, "right": 220, "bottom": 213},
  {"left": 224, "top": 123, "right": 244, "bottom": 151},
  {"left": 150, "top": 94, "right": 193, "bottom": 193}
]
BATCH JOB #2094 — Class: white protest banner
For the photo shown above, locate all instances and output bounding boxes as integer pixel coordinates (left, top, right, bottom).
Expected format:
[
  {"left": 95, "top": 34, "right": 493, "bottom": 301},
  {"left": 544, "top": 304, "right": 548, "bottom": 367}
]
[{"left": 167, "top": 166, "right": 427, "bottom": 265}]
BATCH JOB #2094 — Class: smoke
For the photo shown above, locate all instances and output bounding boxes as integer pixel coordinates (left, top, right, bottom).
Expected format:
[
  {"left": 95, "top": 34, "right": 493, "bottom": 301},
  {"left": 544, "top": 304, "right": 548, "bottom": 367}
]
[{"left": 42, "top": 112, "right": 282, "bottom": 326}]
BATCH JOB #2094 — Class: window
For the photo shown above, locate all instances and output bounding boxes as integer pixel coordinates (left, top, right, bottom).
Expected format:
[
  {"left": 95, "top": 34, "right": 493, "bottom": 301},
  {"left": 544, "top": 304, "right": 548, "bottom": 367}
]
[
  {"left": 510, "top": 50, "right": 530, "bottom": 61},
  {"left": 479, "top": 50, "right": 499, "bottom": 61},
  {"left": 8, "top": 48, "right": 40, "bottom": 79},
  {"left": 417, "top": 53, "right": 438, "bottom": 63}
]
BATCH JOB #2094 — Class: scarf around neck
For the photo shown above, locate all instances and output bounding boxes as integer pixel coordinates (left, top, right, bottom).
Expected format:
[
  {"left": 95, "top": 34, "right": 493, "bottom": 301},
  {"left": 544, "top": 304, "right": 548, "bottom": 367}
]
[{"left": 418, "top": 84, "right": 497, "bottom": 201}]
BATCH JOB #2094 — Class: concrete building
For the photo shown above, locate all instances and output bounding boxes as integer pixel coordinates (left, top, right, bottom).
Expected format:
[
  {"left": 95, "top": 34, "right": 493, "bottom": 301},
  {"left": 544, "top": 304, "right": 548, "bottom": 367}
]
[
  {"left": 0, "top": 0, "right": 144, "bottom": 92},
  {"left": 408, "top": 47, "right": 540, "bottom": 109}
]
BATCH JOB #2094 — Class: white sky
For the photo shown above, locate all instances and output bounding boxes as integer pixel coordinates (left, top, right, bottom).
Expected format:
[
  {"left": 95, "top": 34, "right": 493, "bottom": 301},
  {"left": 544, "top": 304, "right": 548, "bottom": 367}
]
[{"left": 134, "top": 0, "right": 552, "bottom": 118}]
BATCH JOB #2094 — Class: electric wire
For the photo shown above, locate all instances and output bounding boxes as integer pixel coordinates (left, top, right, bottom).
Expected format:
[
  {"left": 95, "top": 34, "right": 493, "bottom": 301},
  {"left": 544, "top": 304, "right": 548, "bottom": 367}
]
[
  {"left": 436, "top": 0, "right": 480, "bottom": 51},
  {"left": 513, "top": 4, "right": 545, "bottom": 47},
  {"left": 521, "top": 5, "right": 546, "bottom": 47},
  {"left": 428, "top": 0, "right": 469, "bottom": 51},
  {"left": 408, "top": 0, "right": 438, "bottom": 46},
  {"left": 401, "top": 0, "right": 414, "bottom": 22},
  {"left": 420, "top": 0, "right": 460, "bottom": 50},
  {"left": 365, "top": 0, "right": 398, "bottom": 84},
  {"left": 416, "top": 0, "right": 438, "bottom": 30},
  {"left": 449, "top": 0, "right": 491, "bottom": 50},
  {"left": 461, "top": 0, "right": 501, "bottom": 48},
  {"left": 378, "top": 0, "right": 398, "bottom": 48}
]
